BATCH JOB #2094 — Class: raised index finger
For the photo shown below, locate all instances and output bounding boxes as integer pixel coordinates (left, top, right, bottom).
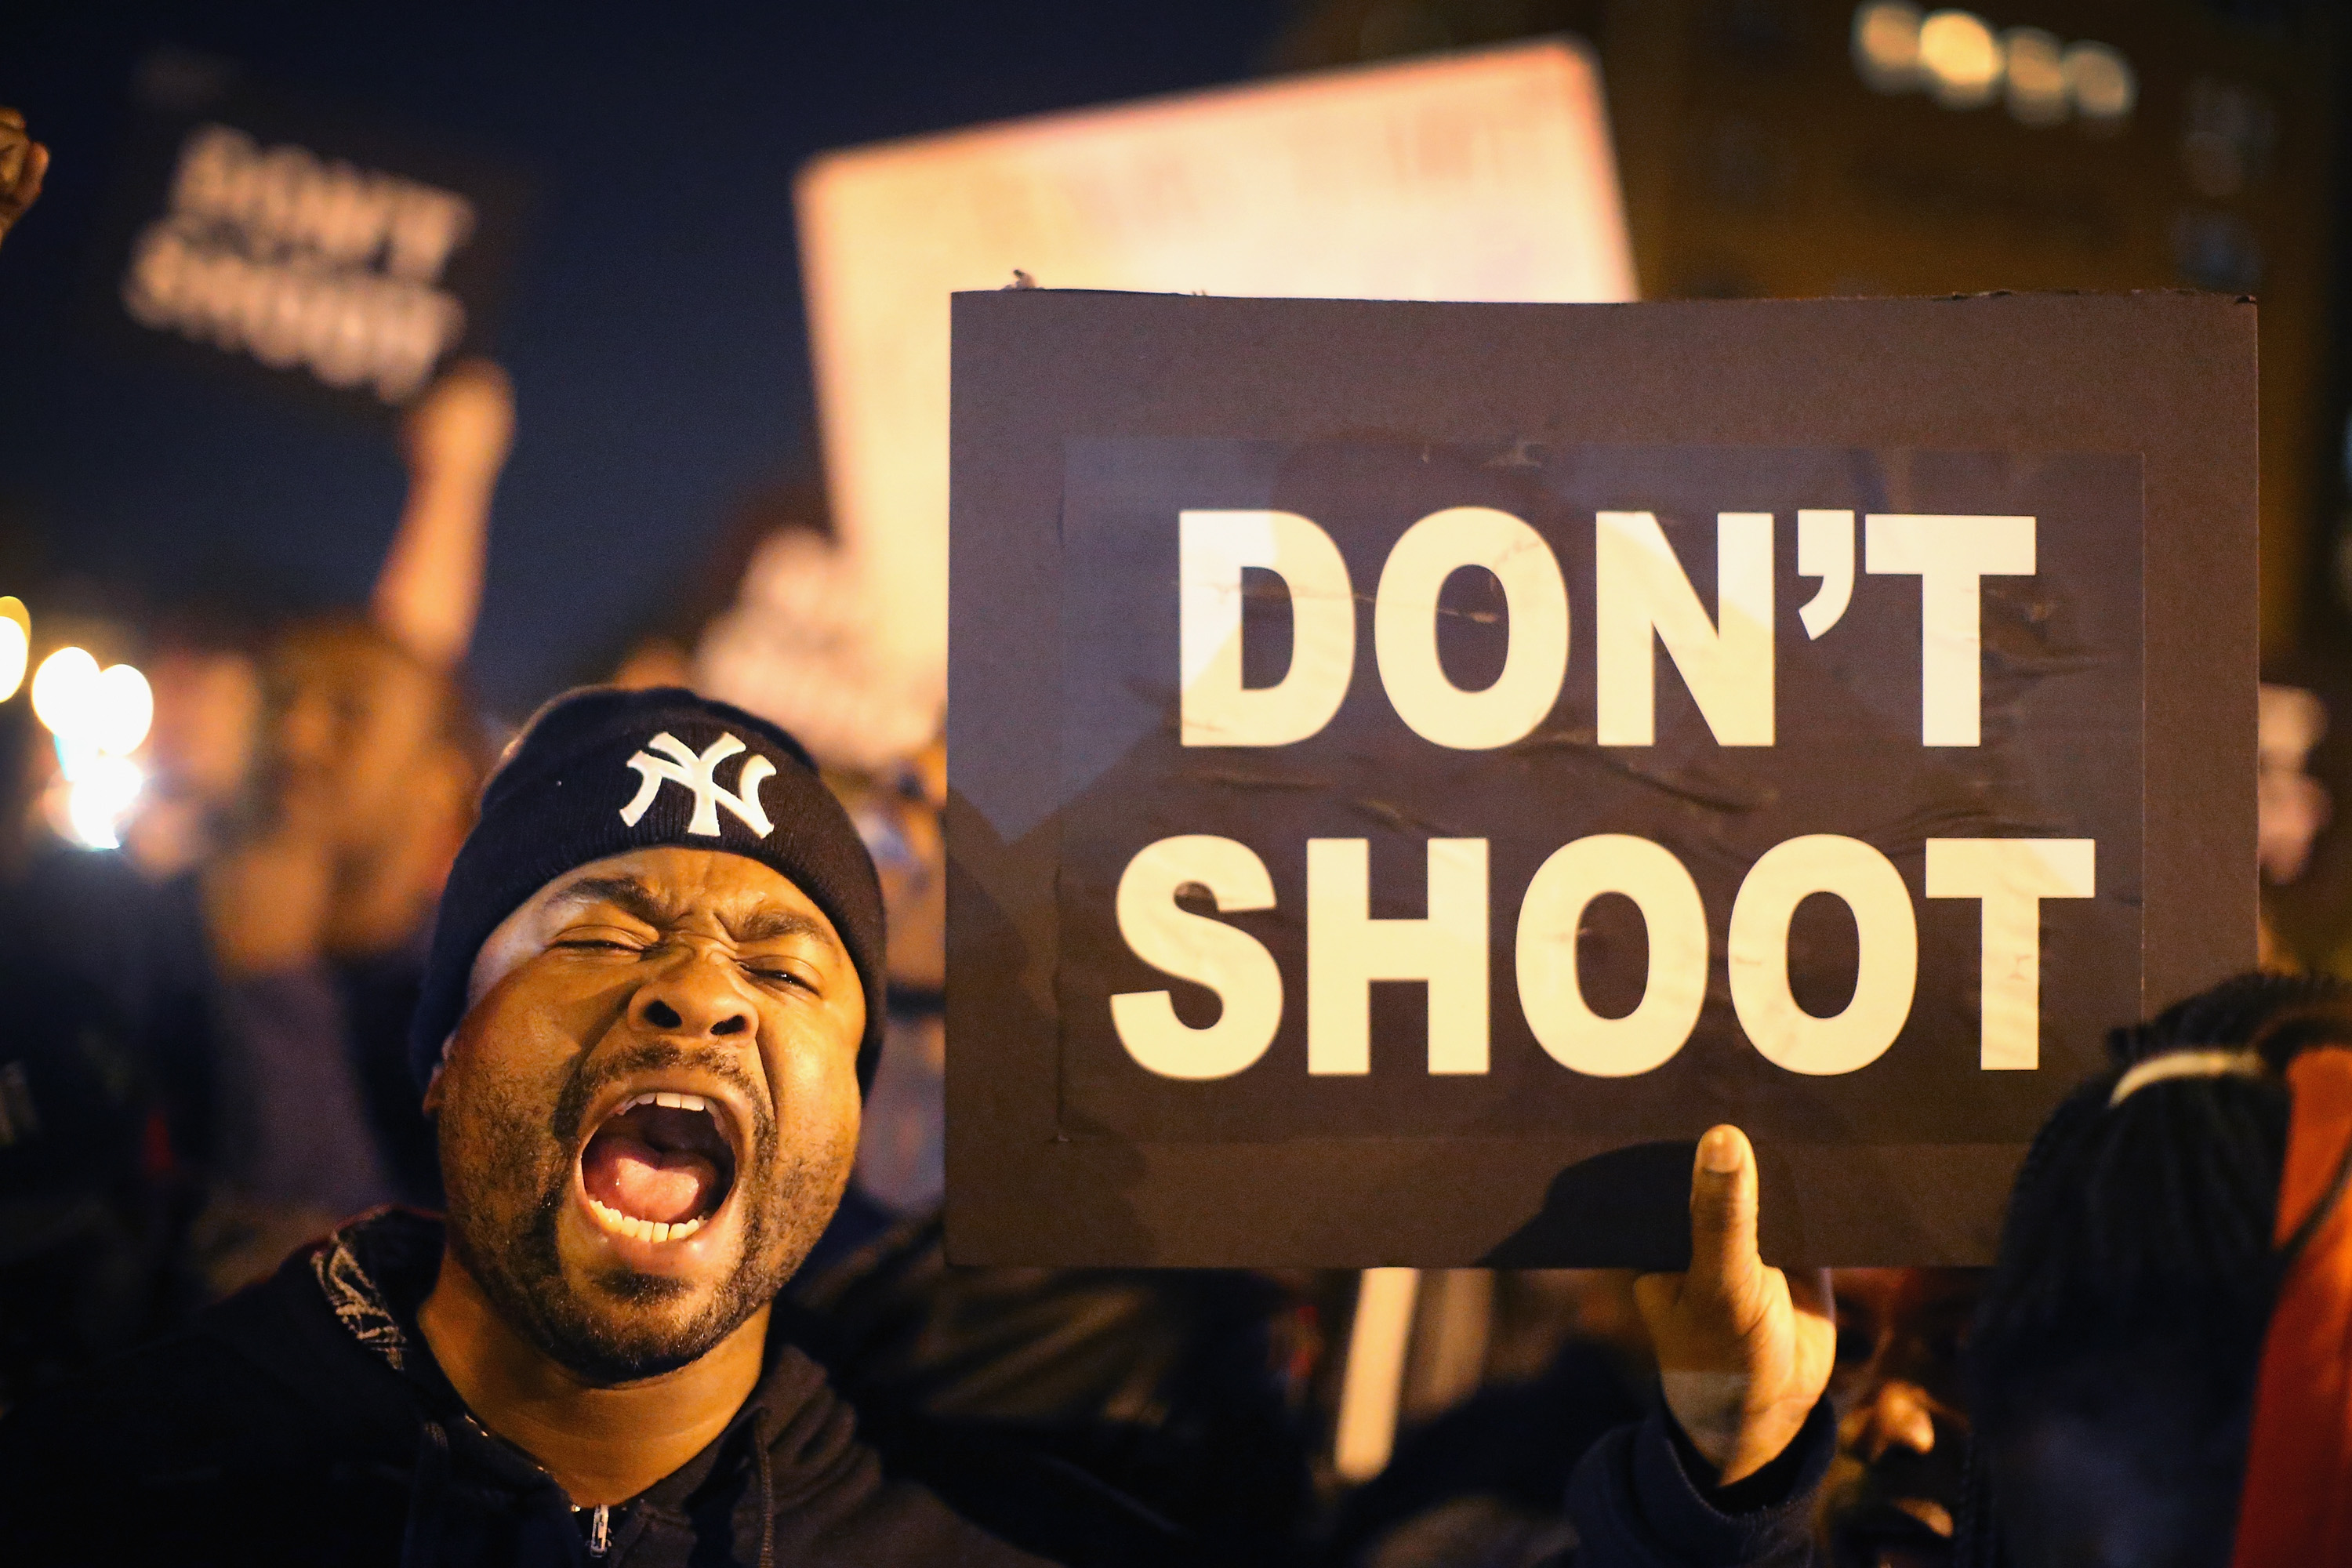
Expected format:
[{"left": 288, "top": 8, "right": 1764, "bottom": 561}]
[{"left": 1687, "top": 1123, "right": 1759, "bottom": 1299}]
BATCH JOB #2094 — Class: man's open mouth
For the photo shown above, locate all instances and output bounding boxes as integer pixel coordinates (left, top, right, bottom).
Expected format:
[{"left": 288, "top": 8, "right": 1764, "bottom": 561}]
[{"left": 578, "top": 1091, "right": 739, "bottom": 1243}]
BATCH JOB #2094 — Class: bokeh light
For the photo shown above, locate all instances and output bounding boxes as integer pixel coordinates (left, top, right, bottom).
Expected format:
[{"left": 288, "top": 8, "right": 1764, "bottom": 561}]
[
  {"left": 1918, "top": 10, "right": 2002, "bottom": 111},
  {"left": 1852, "top": 4, "right": 2132, "bottom": 132},
  {"left": 2002, "top": 28, "right": 2068, "bottom": 128},
  {"left": 0, "top": 609, "right": 26, "bottom": 703},
  {"left": 62, "top": 755, "right": 143, "bottom": 852},
  {"left": 29, "top": 645, "right": 154, "bottom": 849},
  {"left": 93, "top": 663, "right": 155, "bottom": 757},
  {"left": 1852, "top": 2, "right": 1923, "bottom": 95},
  {"left": 2065, "top": 42, "right": 2137, "bottom": 127},
  {"left": 30, "top": 646, "right": 101, "bottom": 737}
]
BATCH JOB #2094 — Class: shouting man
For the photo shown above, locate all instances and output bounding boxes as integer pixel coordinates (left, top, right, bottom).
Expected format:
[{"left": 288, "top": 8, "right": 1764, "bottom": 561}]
[
  {"left": 1, "top": 689, "right": 1053, "bottom": 1563},
  {"left": 0, "top": 688, "right": 1838, "bottom": 1566}
]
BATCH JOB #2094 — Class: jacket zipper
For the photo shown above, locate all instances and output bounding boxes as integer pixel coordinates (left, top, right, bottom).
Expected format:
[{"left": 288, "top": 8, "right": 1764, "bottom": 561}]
[{"left": 586, "top": 1503, "right": 610, "bottom": 1557}]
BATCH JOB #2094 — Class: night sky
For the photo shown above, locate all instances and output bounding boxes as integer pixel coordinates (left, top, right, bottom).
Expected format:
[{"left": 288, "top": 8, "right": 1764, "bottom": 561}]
[{"left": 0, "top": 2, "right": 1290, "bottom": 717}]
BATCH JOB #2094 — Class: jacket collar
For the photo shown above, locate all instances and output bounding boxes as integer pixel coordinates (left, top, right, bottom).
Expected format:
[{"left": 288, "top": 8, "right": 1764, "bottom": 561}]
[
  {"left": 312, "top": 1206, "right": 430, "bottom": 1377},
  {"left": 303, "top": 1208, "right": 837, "bottom": 1515}
]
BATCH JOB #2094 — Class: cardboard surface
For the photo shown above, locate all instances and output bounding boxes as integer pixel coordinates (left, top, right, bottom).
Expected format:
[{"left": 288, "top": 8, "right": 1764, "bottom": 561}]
[
  {"left": 947, "top": 289, "right": 2256, "bottom": 1268},
  {"left": 797, "top": 38, "right": 1632, "bottom": 708}
]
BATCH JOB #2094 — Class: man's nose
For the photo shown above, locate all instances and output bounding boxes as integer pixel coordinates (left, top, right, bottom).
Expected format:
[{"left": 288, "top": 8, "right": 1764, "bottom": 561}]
[{"left": 631, "top": 953, "right": 754, "bottom": 1039}]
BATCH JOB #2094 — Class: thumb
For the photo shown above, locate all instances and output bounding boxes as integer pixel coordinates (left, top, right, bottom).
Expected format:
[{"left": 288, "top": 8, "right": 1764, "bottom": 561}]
[{"left": 1688, "top": 1124, "right": 1759, "bottom": 1300}]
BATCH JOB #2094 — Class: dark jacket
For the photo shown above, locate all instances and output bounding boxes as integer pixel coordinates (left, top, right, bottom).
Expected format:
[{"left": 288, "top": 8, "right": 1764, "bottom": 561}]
[
  {"left": 0, "top": 1208, "right": 1835, "bottom": 1567},
  {"left": 0, "top": 1209, "right": 1063, "bottom": 1566}
]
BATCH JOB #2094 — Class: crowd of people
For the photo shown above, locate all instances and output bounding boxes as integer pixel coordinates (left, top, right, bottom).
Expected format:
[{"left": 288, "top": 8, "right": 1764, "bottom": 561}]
[{"left": 4, "top": 102, "right": 2351, "bottom": 1568}]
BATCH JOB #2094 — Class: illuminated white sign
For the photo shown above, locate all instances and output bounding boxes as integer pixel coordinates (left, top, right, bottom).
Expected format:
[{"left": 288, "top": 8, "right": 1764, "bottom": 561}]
[{"left": 796, "top": 40, "right": 1636, "bottom": 710}]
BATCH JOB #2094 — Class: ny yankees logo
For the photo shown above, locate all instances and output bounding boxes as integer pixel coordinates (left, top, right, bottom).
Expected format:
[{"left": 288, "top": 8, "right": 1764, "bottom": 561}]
[{"left": 618, "top": 731, "right": 776, "bottom": 838}]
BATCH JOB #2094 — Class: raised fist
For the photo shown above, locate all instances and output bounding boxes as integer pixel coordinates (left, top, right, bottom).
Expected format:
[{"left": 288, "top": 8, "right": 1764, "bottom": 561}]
[
  {"left": 0, "top": 108, "right": 49, "bottom": 250},
  {"left": 402, "top": 358, "right": 515, "bottom": 485}
]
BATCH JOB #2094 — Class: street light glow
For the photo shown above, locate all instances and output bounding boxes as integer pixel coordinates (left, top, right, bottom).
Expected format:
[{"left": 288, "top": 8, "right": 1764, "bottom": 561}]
[
  {"left": 2065, "top": 41, "right": 2137, "bottom": 126},
  {"left": 29, "top": 644, "right": 155, "bottom": 850},
  {"left": 0, "top": 619, "right": 24, "bottom": 705},
  {"left": 1850, "top": 4, "right": 2133, "bottom": 129},
  {"left": 2003, "top": 27, "right": 2069, "bottom": 127},
  {"left": 1853, "top": 2, "right": 1924, "bottom": 93},
  {"left": 1919, "top": 10, "right": 2002, "bottom": 111},
  {"left": 31, "top": 646, "right": 101, "bottom": 738},
  {"left": 93, "top": 662, "right": 154, "bottom": 757}
]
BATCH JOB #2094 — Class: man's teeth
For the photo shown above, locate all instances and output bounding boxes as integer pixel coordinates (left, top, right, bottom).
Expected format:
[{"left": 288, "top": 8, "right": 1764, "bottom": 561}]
[
  {"left": 615, "top": 1091, "right": 715, "bottom": 1116},
  {"left": 586, "top": 1196, "right": 706, "bottom": 1243}
]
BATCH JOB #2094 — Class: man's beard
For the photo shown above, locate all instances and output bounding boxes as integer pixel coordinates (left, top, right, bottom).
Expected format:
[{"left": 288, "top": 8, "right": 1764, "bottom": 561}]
[{"left": 441, "top": 1040, "right": 846, "bottom": 1384}]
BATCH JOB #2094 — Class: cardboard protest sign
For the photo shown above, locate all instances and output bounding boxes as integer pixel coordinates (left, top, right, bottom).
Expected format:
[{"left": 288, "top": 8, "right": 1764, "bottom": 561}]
[
  {"left": 87, "top": 51, "right": 528, "bottom": 423},
  {"left": 797, "top": 38, "right": 1632, "bottom": 717},
  {"left": 947, "top": 289, "right": 2255, "bottom": 1269}
]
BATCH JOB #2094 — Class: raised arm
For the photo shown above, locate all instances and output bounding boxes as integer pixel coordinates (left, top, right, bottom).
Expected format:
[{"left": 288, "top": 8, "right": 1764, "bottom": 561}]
[{"left": 371, "top": 358, "right": 514, "bottom": 669}]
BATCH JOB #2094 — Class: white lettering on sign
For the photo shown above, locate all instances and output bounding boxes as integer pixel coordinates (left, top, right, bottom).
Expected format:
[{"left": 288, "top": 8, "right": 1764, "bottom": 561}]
[
  {"left": 1796, "top": 510, "right": 1854, "bottom": 639},
  {"left": 1595, "top": 510, "right": 1775, "bottom": 746},
  {"left": 1864, "top": 514, "right": 2037, "bottom": 746},
  {"left": 1179, "top": 508, "right": 2034, "bottom": 752},
  {"left": 1516, "top": 834, "right": 1708, "bottom": 1076},
  {"left": 1111, "top": 827, "right": 2100, "bottom": 1080},
  {"left": 1306, "top": 837, "right": 1490, "bottom": 1074},
  {"left": 1120, "top": 504, "right": 2093, "bottom": 1080},
  {"left": 1109, "top": 835, "right": 1283, "bottom": 1079},
  {"left": 1728, "top": 834, "right": 1918, "bottom": 1075},
  {"left": 1374, "top": 507, "right": 1570, "bottom": 750},
  {"left": 1926, "top": 838, "right": 2096, "bottom": 1069},
  {"left": 1180, "top": 510, "right": 1356, "bottom": 747}
]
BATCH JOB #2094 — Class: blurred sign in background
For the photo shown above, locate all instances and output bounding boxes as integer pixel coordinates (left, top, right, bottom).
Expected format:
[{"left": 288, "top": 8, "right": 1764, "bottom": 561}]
[
  {"left": 86, "top": 49, "right": 528, "bottom": 424},
  {"left": 797, "top": 40, "right": 1634, "bottom": 700}
]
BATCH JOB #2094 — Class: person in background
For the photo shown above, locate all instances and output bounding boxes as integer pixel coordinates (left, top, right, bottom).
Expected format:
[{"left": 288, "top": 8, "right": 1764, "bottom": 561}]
[
  {"left": 127, "top": 618, "right": 263, "bottom": 882},
  {"left": 1960, "top": 971, "right": 2352, "bottom": 1566},
  {"left": 0, "top": 106, "right": 45, "bottom": 252},
  {"left": 189, "top": 360, "right": 512, "bottom": 1283},
  {"left": 810, "top": 739, "right": 946, "bottom": 1250}
]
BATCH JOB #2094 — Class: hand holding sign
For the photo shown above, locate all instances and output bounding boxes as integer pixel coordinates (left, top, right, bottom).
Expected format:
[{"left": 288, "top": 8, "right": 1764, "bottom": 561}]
[
  {"left": 1636, "top": 1126, "right": 1835, "bottom": 1486},
  {"left": 0, "top": 108, "right": 49, "bottom": 252}
]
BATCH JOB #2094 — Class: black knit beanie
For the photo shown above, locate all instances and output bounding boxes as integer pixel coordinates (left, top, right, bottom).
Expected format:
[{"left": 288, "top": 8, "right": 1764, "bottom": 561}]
[{"left": 408, "top": 686, "right": 886, "bottom": 1096}]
